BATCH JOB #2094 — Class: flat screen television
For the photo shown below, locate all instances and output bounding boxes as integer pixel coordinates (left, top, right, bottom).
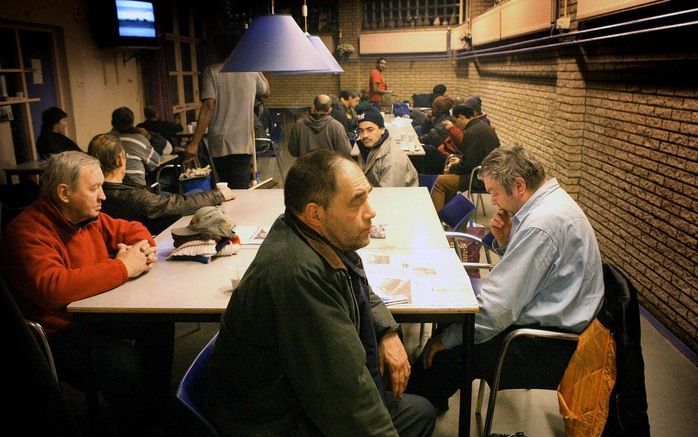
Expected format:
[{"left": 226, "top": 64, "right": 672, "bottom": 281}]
[{"left": 91, "top": 0, "right": 160, "bottom": 48}]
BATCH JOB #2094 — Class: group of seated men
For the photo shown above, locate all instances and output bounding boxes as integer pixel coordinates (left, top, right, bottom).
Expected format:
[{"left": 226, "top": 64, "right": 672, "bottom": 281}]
[
  {"left": 2, "top": 88, "right": 605, "bottom": 436},
  {"left": 289, "top": 92, "right": 418, "bottom": 188}
]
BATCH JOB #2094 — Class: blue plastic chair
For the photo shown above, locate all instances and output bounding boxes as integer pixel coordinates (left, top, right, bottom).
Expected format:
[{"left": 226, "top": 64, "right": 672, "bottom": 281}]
[
  {"left": 417, "top": 174, "right": 439, "bottom": 193},
  {"left": 176, "top": 332, "right": 220, "bottom": 437},
  {"left": 438, "top": 192, "right": 476, "bottom": 231}
]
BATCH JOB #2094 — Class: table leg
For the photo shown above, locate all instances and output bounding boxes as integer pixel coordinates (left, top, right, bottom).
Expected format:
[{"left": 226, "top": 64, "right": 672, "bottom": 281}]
[{"left": 459, "top": 314, "right": 474, "bottom": 437}]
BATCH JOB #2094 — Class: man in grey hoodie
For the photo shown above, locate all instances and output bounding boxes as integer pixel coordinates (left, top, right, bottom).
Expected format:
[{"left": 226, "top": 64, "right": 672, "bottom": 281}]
[{"left": 288, "top": 95, "right": 352, "bottom": 158}]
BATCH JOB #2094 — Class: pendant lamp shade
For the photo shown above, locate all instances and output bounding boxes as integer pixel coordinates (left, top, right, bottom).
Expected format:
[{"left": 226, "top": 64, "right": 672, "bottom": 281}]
[
  {"left": 221, "top": 15, "right": 329, "bottom": 73},
  {"left": 307, "top": 36, "right": 344, "bottom": 74}
]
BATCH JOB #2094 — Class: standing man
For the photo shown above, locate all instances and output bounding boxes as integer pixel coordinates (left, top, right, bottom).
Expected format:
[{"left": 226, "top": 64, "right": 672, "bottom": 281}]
[
  {"left": 287, "top": 94, "right": 352, "bottom": 158},
  {"left": 185, "top": 39, "right": 269, "bottom": 188},
  {"left": 207, "top": 150, "right": 436, "bottom": 436},
  {"left": 408, "top": 145, "right": 604, "bottom": 412},
  {"left": 355, "top": 110, "right": 418, "bottom": 188},
  {"left": 368, "top": 57, "right": 395, "bottom": 109},
  {"left": 0, "top": 151, "right": 175, "bottom": 434}
]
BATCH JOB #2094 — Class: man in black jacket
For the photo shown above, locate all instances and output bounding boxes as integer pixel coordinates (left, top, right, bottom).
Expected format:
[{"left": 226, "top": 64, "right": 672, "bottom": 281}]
[
  {"left": 430, "top": 103, "right": 500, "bottom": 211},
  {"left": 88, "top": 134, "right": 235, "bottom": 235}
]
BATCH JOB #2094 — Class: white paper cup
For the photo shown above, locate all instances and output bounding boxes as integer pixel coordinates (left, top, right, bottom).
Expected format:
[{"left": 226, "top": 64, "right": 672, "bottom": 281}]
[{"left": 216, "top": 182, "right": 228, "bottom": 190}]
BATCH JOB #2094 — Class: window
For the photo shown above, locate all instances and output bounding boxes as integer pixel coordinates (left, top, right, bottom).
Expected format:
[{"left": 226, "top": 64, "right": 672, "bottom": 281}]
[
  {"left": 0, "top": 23, "right": 63, "bottom": 166},
  {"left": 161, "top": 2, "right": 203, "bottom": 128},
  {"left": 362, "top": 0, "right": 462, "bottom": 30}
]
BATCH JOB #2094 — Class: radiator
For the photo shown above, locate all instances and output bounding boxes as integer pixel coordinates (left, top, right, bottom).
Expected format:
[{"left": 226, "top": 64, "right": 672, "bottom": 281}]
[
  {"left": 577, "top": 0, "right": 663, "bottom": 19},
  {"left": 472, "top": 0, "right": 553, "bottom": 46},
  {"left": 360, "top": 29, "right": 449, "bottom": 54},
  {"left": 472, "top": 6, "right": 500, "bottom": 46},
  {"left": 501, "top": 0, "right": 553, "bottom": 39}
]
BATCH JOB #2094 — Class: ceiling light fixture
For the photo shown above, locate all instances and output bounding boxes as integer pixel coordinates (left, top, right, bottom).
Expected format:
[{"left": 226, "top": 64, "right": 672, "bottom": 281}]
[{"left": 221, "top": 1, "right": 329, "bottom": 73}]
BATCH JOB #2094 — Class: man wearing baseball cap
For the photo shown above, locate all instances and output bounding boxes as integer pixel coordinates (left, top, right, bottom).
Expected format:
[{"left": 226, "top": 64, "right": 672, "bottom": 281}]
[{"left": 355, "top": 110, "right": 418, "bottom": 188}]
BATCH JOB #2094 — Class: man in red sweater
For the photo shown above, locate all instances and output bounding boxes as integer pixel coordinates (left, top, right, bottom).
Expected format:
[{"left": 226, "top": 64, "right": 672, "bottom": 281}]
[{"left": 0, "top": 151, "right": 174, "bottom": 435}]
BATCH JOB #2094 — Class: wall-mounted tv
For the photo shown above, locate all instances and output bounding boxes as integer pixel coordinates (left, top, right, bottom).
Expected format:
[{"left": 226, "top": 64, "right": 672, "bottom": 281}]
[{"left": 91, "top": 0, "right": 160, "bottom": 48}]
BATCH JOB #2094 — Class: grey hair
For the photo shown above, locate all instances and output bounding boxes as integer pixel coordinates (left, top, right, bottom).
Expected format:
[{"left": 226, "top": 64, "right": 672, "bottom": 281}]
[
  {"left": 479, "top": 145, "right": 546, "bottom": 194},
  {"left": 40, "top": 151, "right": 100, "bottom": 201}
]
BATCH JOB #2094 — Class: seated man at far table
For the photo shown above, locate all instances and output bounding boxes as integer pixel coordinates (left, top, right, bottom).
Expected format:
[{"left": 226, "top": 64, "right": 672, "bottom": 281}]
[
  {"left": 331, "top": 89, "right": 360, "bottom": 138},
  {"left": 408, "top": 145, "right": 604, "bottom": 413},
  {"left": 430, "top": 103, "right": 500, "bottom": 211},
  {"left": 288, "top": 94, "right": 352, "bottom": 158},
  {"left": 207, "top": 150, "right": 436, "bottom": 437},
  {"left": 0, "top": 151, "right": 176, "bottom": 435},
  {"left": 356, "top": 109, "right": 418, "bottom": 188},
  {"left": 89, "top": 133, "right": 236, "bottom": 235}
]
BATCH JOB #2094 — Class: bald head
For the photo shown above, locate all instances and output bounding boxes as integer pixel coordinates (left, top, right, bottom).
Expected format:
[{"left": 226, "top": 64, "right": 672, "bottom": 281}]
[{"left": 312, "top": 94, "right": 333, "bottom": 115}]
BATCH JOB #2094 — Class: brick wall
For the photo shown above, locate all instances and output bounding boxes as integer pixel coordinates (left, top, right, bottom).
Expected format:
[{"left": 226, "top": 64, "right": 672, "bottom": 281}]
[{"left": 456, "top": 31, "right": 697, "bottom": 351}]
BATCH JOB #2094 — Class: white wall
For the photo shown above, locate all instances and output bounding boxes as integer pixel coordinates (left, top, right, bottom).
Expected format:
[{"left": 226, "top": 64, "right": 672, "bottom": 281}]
[{"left": 2, "top": 0, "right": 145, "bottom": 148}]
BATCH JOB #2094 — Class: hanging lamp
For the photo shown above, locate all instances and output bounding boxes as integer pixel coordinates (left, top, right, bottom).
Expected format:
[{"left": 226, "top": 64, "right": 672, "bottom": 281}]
[
  {"left": 307, "top": 35, "right": 343, "bottom": 74},
  {"left": 221, "top": 1, "right": 328, "bottom": 73}
]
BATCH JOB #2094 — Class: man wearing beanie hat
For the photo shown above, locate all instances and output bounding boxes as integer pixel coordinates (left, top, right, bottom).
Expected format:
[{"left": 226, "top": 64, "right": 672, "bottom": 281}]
[
  {"left": 36, "top": 106, "right": 82, "bottom": 160},
  {"left": 465, "top": 95, "right": 492, "bottom": 126},
  {"left": 356, "top": 110, "right": 418, "bottom": 187}
]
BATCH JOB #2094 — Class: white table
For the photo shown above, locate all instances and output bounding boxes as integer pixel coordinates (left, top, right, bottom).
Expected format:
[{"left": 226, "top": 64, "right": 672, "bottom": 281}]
[{"left": 68, "top": 188, "right": 452, "bottom": 315}]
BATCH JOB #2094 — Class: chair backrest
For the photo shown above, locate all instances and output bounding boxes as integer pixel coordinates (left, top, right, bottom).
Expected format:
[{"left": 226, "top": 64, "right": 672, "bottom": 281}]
[
  {"left": 467, "top": 165, "right": 487, "bottom": 195},
  {"left": 176, "top": 332, "right": 220, "bottom": 437},
  {"left": 444, "top": 230, "right": 497, "bottom": 278},
  {"left": 255, "top": 137, "right": 273, "bottom": 154},
  {"left": 438, "top": 192, "right": 476, "bottom": 231},
  {"left": 417, "top": 174, "right": 439, "bottom": 193},
  {"left": 25, "top": 320, "right": 59, "bottom": 382}
]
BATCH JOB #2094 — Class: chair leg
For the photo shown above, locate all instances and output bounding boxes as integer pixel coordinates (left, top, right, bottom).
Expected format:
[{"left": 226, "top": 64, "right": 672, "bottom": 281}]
[
  {"left": 482, "top": 376, "right": 500, "bottom": 437},
  {"left": 475, "top": 378, "right": 486, "bottom": 416},
  {"left": 274, "top": 155, "right": 285, "bottom": 184}
]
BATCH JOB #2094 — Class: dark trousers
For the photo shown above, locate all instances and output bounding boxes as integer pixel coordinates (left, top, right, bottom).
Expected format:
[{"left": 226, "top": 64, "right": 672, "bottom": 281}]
[
  {"left": 422, "top": 144, "right": 448, "bottom": 175},
  {"left": 407, "top": 326, "right": 578, "bottom": 412},
  {"left": 213, "top": 154, "right": 253, "bottom": 189},
  {"left": 385, "top": 391, "right": 437, "bottom": 437},
  {"left": 50, "top": 319, "right": 175, "bottom": 435}
]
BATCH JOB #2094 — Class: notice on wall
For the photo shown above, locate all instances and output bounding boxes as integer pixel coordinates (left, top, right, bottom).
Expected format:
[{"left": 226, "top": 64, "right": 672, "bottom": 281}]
[{"left": 31, "top": 58, "right": 44, "bottom": 85}]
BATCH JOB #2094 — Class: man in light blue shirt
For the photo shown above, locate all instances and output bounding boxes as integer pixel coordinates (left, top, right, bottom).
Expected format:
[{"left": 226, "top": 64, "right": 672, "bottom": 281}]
[{"left": 407, "top": 144, "right": 604, "bottom": 412}]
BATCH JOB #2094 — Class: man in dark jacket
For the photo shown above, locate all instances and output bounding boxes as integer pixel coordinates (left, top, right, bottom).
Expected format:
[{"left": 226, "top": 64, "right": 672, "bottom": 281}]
[
  {"left": 206, "top": 150, "right": 436, "bottom": 436},
  {"left": 88, "top": 134, "right": 235, "bottom": 235},
  {"left": 431, "top": 103, "right": 500, "bottom": 211},
  {"left": 287, "top": 94, "right": 352, "bottom": 157}
]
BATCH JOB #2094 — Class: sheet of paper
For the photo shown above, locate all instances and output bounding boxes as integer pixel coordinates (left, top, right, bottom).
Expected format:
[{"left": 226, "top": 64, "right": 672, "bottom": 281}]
[{"left": 235, "top": 225, "right": 267, "bottom": 245}]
